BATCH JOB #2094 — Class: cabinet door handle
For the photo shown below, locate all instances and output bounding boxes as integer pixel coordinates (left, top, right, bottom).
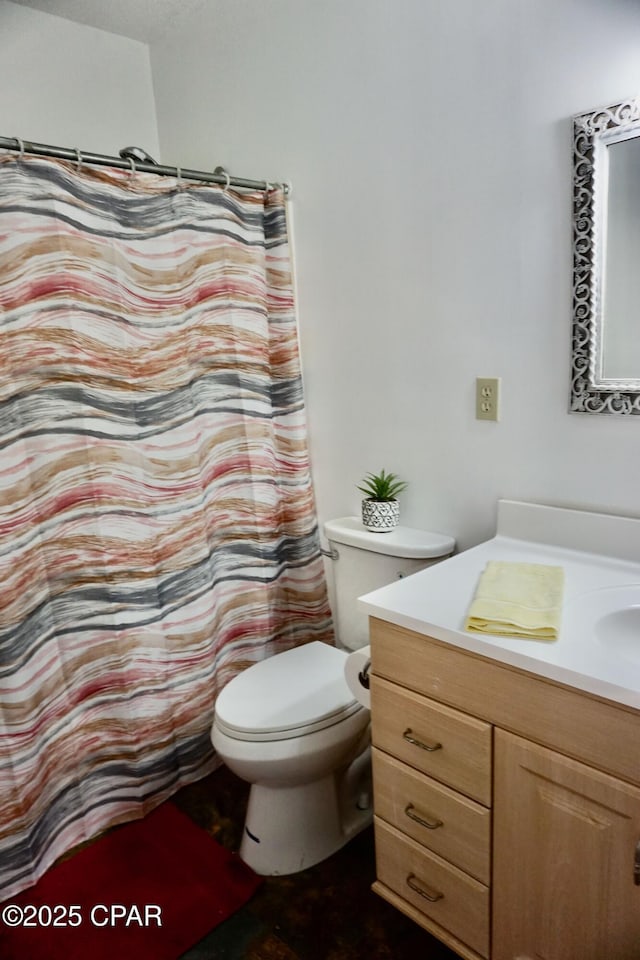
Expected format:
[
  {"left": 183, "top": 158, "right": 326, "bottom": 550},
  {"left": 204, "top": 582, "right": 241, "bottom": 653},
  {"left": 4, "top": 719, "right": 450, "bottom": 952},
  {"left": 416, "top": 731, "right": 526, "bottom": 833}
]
[
  {"left": 403, "top": 727, "right": 442, "bottom": 752},
  {"left": 405, "top": 803, "right": 443, "bottom": 831},
  {"left": 635, "top": 841, "right": 640, "bottom": 886},
  {"left": 406, "top": 873, "right": 444, "bottom": 902}
]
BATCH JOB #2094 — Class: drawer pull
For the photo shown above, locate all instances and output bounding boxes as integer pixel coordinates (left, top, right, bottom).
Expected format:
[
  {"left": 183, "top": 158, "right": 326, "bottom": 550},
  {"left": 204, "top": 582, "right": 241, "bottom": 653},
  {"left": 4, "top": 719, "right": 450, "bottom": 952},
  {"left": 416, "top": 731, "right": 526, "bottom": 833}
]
[
  {"left": 403, "top": 727, "right": 442, "bottom": 753},
  {"left": 406, "top": 872, "right": 444, "bottom": 903},
  {"left": 405, "top": 803, "right": 443, "bottom": 831}
]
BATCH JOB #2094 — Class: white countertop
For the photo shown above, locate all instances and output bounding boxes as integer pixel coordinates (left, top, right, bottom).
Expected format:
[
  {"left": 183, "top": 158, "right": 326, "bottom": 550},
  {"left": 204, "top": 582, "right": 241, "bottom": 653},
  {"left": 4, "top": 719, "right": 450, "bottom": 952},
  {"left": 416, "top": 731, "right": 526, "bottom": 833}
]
[{"left": 358, "top": 500, "right": 640, "bottom": 710}]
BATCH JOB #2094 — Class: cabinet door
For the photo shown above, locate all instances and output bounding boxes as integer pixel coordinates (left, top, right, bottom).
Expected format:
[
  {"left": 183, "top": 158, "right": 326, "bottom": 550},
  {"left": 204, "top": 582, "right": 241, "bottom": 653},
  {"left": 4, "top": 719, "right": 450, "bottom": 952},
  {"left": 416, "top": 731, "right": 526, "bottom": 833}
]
[{"left": 493, "top": 729, "right": 640, "bottom": 960}]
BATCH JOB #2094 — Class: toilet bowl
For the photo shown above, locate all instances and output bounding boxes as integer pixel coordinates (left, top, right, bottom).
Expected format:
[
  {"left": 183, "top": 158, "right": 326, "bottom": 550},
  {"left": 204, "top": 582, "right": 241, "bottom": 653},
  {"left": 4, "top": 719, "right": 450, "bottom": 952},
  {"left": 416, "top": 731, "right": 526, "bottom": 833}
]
[
  {"left": 212, "top": 641, "right": 371, "bottom": 875},
  {"left": 211, "top": 517, "right": 455, "bottom": 875}
]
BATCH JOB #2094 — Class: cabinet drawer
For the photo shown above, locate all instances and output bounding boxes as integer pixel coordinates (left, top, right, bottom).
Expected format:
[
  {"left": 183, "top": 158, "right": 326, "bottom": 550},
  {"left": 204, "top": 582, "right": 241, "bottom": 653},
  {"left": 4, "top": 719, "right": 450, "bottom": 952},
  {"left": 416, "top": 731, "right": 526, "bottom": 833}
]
[
  {"left": 375, "top": 817, "right": 490, "bottom": 959},
  {"left": 372, "top": 748, "right": 491, "bottom": 884},
  {"left": 371, "top": 676, "right": 492, "bottom": 805}
]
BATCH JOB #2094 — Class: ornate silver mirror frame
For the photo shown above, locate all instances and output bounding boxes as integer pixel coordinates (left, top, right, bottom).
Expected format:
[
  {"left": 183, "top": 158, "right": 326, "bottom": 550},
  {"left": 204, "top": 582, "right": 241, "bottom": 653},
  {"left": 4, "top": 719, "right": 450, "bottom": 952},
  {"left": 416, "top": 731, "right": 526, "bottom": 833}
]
[{"left": 571, "top": 97, "right": 640, "bottom": 415}]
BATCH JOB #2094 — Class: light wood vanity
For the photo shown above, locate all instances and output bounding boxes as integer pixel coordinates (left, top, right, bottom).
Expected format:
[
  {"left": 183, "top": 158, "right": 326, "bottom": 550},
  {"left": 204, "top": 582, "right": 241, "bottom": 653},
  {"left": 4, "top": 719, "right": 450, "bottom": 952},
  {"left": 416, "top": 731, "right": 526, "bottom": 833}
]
[{"left": 369, "top": 616, "right": 640, "bottom": 960}]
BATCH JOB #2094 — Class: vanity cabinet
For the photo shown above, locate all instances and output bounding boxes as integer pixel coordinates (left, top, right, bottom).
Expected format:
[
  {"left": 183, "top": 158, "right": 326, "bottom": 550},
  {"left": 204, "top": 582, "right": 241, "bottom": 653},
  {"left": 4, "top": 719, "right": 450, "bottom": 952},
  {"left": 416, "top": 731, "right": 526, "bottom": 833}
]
[{"left": 369, "top": 617, "right": 640, "bottom": 960}]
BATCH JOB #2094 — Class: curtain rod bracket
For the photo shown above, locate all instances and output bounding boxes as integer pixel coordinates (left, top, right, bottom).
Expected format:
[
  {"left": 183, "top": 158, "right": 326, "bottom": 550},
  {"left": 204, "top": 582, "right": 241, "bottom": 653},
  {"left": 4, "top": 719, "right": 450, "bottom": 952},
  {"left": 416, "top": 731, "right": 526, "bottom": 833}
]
[{"left": 119, "top": 146, "right": 157, "bottom": 165}]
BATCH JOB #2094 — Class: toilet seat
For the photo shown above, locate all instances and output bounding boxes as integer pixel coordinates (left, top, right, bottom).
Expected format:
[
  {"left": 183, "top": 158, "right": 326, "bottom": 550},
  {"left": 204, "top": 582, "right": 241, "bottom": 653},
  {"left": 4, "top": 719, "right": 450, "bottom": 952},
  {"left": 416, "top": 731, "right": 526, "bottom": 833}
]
[{"left": 214, "top": 641, "right": 364, "bottom": 742}]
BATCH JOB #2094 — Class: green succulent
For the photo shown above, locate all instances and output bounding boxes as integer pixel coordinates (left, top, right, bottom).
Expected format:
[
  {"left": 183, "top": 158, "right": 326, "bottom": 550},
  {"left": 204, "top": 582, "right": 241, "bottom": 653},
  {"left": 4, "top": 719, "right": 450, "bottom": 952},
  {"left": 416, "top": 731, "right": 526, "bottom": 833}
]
[{"left": 357, "top": 469, "right": 408, "bottom": 502}]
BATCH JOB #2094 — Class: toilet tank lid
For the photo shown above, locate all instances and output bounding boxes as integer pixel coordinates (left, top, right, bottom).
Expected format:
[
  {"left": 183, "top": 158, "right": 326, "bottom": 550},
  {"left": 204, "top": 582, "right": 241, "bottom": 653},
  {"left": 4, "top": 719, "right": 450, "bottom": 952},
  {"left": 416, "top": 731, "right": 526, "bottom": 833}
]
[{"left": 324, "top": 517, "right": 455, "bottom": 559}]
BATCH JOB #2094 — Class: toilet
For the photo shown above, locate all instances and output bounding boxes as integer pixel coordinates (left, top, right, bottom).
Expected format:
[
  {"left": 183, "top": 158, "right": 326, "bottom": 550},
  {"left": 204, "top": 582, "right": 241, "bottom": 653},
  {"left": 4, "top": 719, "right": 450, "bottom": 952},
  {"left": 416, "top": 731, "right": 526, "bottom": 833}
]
[{"left": 211, "top": 516, "right": 455, "bottom": 875}]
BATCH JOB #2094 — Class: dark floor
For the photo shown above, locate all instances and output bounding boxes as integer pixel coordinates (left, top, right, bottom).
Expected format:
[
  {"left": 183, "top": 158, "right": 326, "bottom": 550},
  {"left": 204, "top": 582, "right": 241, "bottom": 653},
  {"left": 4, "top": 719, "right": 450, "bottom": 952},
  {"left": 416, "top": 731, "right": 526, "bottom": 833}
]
[{"left": 172, "top": 765, "right": 458, "bottom": 960}]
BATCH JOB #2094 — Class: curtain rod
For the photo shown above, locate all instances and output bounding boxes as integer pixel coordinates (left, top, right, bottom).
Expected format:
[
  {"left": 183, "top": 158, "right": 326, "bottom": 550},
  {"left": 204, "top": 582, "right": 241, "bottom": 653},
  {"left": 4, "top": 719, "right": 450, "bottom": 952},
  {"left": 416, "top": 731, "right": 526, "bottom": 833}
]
[{"left": 0, "top": 137, "right": 290, "bottom": 195}]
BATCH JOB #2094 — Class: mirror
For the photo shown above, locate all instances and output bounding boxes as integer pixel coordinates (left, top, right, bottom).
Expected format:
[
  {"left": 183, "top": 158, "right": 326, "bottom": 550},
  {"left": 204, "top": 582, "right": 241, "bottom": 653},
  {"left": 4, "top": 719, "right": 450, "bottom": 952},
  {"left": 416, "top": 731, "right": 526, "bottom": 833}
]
[{"left": 571, "top": 97, "right": 640, "bottom": 415}]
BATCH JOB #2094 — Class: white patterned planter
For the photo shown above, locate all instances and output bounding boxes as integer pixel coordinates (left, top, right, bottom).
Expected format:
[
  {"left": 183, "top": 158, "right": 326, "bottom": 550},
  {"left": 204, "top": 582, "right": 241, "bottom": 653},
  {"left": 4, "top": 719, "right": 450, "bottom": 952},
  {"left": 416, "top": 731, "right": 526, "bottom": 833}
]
[{"left": 361, "top": 498, "right": 400, "bottom": 532}]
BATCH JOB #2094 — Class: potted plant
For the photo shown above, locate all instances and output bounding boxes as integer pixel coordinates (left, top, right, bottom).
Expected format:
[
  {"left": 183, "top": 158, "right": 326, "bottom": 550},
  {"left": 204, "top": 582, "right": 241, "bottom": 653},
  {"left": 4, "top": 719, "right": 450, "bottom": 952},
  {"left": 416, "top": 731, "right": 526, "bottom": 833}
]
[{"left": 357, "top": 469, "right": 408, "bottom": 532}]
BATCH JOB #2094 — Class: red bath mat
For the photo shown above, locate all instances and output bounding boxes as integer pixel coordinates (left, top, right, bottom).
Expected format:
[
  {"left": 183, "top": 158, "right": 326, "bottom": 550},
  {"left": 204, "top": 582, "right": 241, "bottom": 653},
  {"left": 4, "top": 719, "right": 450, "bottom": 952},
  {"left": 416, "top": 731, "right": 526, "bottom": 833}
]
[{"left": 0, "top": 802, "right": 261, "bottom": 960}]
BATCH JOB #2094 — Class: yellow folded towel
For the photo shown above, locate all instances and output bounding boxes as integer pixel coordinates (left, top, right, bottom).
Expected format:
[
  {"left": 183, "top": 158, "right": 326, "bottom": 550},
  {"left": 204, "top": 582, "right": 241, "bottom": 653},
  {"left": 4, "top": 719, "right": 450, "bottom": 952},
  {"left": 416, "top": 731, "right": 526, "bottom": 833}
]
[{"left": 464, "top": 560, "right": 564, "bottom": 641}]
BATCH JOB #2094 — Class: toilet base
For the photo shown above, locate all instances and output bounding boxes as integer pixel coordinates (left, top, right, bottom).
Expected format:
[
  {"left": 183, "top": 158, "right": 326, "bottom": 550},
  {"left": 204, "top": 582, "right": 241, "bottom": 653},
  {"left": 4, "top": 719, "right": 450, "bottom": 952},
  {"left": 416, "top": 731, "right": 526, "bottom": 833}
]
[{"left": 239, "top": 748, "right": 372, "bottom": 875}]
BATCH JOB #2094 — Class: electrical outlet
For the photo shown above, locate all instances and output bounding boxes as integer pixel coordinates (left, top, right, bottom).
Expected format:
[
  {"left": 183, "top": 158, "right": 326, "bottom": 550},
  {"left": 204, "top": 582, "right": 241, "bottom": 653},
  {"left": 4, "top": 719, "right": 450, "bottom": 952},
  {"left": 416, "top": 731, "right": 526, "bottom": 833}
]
[{"left": 476, "top": 377, "right": 500, "bottom": 421}]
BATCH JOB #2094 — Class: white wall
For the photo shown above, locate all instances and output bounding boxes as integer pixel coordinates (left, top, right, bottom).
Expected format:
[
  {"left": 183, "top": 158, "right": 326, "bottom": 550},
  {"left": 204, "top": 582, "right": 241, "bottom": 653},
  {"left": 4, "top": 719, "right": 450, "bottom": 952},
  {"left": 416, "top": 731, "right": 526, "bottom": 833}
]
[
  {"left": 149, "top": 0, "right": 640, "bottom": 551},
  {"left": 0, "top": 1, "right": 159, "bottom": 159},
  {"left": 4, "top": 0, "right": 640, "bottom": 553}
]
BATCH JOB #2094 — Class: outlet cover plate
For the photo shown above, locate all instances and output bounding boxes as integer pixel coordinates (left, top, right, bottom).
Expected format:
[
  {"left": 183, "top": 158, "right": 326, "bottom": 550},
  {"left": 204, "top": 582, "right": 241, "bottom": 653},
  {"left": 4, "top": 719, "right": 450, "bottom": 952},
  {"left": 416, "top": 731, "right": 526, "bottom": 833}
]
[{"left": 476, "top": 377, "right": 500, "bottom": 421}]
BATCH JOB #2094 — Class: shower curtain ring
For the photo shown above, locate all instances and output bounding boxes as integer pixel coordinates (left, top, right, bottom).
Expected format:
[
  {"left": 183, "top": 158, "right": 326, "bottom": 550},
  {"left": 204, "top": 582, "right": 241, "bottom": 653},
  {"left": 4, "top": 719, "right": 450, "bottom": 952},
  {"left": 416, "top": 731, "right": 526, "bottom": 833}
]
[
  {"left": 128, "top": 156, "right": 136, "bottom": 178},
  {"left": 75, "top": 149, "right": 83, "bottom": 173},
  {"left": 216, "top": 168, "right": 230, "bottom": 191},
  {"left": 14, "top": 138, "right": 25, "bottom": 160},
  {"left": 175, "top": 165, "right": 183, "bottom": 191}
]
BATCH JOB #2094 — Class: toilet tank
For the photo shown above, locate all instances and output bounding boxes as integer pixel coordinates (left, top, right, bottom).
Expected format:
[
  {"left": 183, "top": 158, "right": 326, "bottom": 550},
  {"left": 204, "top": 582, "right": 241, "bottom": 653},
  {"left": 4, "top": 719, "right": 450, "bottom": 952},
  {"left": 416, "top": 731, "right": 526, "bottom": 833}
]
[{"left": 323, "top": 517, "right": 455, "bottom": 652}]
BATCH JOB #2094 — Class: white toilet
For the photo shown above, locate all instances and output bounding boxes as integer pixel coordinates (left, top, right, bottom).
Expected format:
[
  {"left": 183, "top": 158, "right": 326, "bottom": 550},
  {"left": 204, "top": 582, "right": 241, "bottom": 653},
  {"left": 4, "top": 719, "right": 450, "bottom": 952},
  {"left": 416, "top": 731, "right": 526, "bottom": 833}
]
[{"left": 211, "top": 516, "right": 455, "bottom": 875}]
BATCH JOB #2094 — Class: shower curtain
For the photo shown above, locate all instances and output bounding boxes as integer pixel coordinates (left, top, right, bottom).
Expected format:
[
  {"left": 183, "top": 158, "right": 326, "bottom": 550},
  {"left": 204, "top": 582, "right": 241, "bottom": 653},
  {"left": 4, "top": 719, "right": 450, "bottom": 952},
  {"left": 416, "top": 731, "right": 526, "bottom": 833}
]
[{"left": 0, "top": 154, "right": 333, "bottom": 900}]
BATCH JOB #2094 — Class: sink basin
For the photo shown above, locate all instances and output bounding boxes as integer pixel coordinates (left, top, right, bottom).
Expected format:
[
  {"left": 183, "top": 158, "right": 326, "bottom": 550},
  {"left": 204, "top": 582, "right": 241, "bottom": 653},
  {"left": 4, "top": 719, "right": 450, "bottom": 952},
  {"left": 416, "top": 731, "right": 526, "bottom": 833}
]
[
  {"left": 596, "top": 607, "right": 640, "bottom": 658},
  {"left": 570, "top": 585, "right": 640, "bottom": 663}
]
